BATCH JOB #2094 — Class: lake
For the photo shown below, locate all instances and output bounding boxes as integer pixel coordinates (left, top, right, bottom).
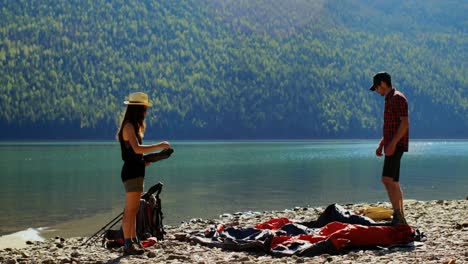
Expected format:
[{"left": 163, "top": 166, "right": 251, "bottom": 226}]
[{"left": 0, "top": 140, "right": 466, "bottom": 238}]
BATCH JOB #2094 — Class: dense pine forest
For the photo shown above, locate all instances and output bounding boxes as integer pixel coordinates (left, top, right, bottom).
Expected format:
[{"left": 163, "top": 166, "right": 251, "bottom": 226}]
[{"left": 0, "top": 0, "right": 466, "bottom": 139}]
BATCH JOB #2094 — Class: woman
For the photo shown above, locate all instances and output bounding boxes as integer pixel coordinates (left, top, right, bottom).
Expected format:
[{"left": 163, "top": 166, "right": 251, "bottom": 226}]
[{"left": 116, "top": 92, "right": 170, "bottom": 255}]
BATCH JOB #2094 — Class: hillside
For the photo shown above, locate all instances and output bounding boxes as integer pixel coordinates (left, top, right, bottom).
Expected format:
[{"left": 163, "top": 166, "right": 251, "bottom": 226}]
[{"left": 0, "top": 0, "right": 466, "bottom": 139}]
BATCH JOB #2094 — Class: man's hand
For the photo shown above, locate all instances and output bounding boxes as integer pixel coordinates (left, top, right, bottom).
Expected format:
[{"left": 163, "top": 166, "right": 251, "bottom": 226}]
[
  {"left": 376, "top": 144, "right": 384, "bottom": 157},
  {"left": 384, "top": 142, "right": 396, "bottom": 156}
]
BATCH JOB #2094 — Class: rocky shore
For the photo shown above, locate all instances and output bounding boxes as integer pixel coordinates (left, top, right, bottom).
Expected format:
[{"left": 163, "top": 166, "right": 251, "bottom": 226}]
[{"left": 1, "top": 199, "right": 466, "bottom": 264}]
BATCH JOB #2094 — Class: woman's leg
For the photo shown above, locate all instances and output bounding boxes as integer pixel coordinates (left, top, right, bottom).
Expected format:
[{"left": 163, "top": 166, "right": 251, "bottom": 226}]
[{"left": 123, "top": 192, "right": 142, "bottom": 241}]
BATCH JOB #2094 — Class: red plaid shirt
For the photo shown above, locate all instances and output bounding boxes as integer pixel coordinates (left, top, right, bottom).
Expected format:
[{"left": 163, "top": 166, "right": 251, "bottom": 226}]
[{"left": 383, "top": 88, "right": 409, "bottom": 152}]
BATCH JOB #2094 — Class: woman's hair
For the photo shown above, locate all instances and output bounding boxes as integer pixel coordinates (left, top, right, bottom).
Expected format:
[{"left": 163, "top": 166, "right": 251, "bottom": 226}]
[{"left": 116, "top": 105, "right": 147, "bottom": 143}]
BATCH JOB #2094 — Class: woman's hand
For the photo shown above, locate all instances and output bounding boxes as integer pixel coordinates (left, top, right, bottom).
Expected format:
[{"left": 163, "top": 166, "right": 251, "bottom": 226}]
[{"left": 158, "top": 141, "right": 171, "bottom": 149}]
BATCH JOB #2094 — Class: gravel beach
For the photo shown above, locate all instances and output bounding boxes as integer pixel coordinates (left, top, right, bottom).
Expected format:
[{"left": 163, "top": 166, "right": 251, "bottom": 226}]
[{"left": 1, "top": 199, "right": 466, "bottom": 264}]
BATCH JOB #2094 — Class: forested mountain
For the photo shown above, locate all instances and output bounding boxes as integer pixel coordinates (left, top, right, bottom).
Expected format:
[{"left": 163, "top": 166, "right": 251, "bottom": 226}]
[{"left": 0, "top": 0, "right": 466, "bottom": 139}]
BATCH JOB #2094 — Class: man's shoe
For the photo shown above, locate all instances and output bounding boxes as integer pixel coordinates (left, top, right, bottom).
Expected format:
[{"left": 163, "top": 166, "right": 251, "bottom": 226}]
[
  {"left": 123, "top": 242, "right": 145, "bottom": 255},
  {"left": 391, "top": 211, "right": 408, "bottom": 225}
]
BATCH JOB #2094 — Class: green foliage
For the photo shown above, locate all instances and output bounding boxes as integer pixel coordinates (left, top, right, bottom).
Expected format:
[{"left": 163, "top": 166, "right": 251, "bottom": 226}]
[{"left": 0, "top": 0, "right": 466, "bottom": 138}]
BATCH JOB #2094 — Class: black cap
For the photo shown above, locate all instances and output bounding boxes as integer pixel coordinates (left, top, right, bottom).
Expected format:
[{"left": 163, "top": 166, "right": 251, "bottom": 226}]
[{"left": 369, "top": 71, "right": 391, "bottom": 91}]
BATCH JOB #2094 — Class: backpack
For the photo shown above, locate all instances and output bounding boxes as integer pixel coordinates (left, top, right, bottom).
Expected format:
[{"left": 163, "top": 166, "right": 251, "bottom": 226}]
[
  {"left": 103, "top": 184, "right": 166, "bottom": 248},
  {"left": 136, "top": 192, "right": 166, "bottom": 241}
]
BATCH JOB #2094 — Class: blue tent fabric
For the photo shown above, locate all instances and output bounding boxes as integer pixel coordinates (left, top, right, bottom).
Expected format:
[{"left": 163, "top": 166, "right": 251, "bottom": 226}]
[
  {"left": 278, "top": 223, "right": 313, "bottom": 236},
  {"left": 190, "top": 227, "right": 273, "bottom": 252},
  {"left": 271, "top": 238, "right": 339, "bottom": 257}
]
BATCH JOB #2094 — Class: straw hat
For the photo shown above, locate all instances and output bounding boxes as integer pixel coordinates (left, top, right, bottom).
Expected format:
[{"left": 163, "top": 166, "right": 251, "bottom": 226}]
[{"left": 124, "top": 92, "right": 152, "bottom": 107}]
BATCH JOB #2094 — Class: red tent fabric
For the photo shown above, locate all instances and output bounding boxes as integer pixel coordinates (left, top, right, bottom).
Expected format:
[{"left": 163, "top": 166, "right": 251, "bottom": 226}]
[
  {"left": 255, "top": 217, "right": 293, "bottom": 230},
  {"left": 187, "top": 204, "right": 422, "bottom": 257},
  {"left": 264, "top": 220, "right": 415, "bottom": 251}
]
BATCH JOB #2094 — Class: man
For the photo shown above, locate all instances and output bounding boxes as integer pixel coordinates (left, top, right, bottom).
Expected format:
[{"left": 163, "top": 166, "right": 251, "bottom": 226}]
[{"left": 369, "top": 71, "right": 409, "bottom": 225}]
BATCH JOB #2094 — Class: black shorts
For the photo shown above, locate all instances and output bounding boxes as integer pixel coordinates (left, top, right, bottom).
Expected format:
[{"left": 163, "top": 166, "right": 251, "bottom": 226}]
[{"left": 382, "top": 149, "right": 404, "bottom": 182}]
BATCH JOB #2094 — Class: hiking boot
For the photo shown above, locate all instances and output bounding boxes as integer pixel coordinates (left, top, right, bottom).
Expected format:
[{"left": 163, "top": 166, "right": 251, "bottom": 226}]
[
  {"left": 123, "top": 242, "right": 145, "bottom": 256},
  {"left": 135, "top": 241, "right": 148, "bottom": 251},
  {"left": 391, "top": 211, "right": 407, "bottom": 225}
]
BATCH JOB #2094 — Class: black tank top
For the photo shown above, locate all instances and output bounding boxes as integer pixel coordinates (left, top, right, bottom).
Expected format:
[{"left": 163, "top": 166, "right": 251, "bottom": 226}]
[{"left": 119, "top": 131, "right": 145, "bottom": 182}]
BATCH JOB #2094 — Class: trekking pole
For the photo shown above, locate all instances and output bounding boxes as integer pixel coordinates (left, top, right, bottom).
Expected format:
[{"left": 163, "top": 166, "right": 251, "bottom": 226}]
[
  {"left": 81, "top": 211, "right": 123, "bottom": 246},
  {"left": 90, "top": 214, "right": 124, "bottom": 245}
]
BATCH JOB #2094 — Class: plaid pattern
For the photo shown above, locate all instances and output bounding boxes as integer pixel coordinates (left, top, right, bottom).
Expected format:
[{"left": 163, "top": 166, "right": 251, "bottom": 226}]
[{"left": 383, "top": 88, "right": 409, "bottom": 152}]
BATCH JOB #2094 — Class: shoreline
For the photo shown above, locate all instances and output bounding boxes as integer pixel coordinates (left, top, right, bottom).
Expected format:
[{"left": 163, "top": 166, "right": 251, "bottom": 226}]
[
  {"left": 0, "top": 228, "right": 45, "bottom": 250},
  {"left": 0, "top": 207, "right": 125, "bottom": 250},
  {"left": 0, "top": 197, "right": 429, "bottom": 245},
  {"left": 1, "top": 199, "right": 467, "bottom": 263}
]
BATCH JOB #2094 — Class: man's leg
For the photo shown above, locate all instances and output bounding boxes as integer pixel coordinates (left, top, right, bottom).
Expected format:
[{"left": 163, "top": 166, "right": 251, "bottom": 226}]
[
  {"left": 382, "top": 150, "right": 406, "bottom": 224},
  {"left": 382, "top": 177, "right": 406, "bottom": 224},
  {"left": 382, "top": 177, "right": 403, "bottom": 212}
]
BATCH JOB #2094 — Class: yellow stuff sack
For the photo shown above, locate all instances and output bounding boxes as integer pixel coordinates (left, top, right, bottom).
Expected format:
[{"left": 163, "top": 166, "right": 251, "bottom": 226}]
[{"left": 359, "top": 206, "right": 393, "bottom": 221}]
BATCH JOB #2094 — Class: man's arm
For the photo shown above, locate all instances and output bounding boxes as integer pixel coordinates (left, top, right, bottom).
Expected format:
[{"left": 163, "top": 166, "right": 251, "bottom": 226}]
[
  {"left": 376, "top": 137, "right": 384, "bottom": 156},
  {"left": 385, "top": 116, "right": 409, "bottom": 156}
]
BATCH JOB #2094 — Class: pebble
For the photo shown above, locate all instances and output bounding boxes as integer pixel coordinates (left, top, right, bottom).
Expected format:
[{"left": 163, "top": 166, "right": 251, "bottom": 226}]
[{"left": 0, "top": 199, "right": 466, "bottom": 264}]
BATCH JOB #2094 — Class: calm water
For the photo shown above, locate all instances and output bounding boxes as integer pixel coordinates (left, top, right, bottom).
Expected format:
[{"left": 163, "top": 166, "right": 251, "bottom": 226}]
[{"left": 0, "top": 140, "right": 467, "bottom": 237}]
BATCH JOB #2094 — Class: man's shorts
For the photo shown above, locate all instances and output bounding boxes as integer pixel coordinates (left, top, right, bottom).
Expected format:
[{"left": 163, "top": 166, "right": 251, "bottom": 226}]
[
  {"left": 123, "top": 177, "right": 144, "bottom": 193},
  {"left": 382, "top": 149, "right": 404, "bottom": 182}
]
